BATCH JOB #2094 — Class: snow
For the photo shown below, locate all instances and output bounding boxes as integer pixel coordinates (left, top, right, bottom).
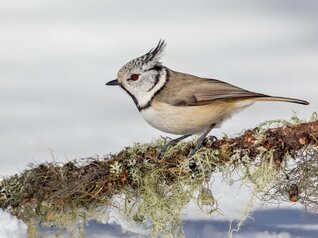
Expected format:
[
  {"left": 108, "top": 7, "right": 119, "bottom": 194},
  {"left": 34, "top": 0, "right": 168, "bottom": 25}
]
[
  {"left": 0, "top": 210, "right": 27, "bottom": 238},
  {"left": 1, "top": 198, "right": 318, "bottom": 238},
  {"left": 33, "top": 208, "right": 318, "bottom": 238}
]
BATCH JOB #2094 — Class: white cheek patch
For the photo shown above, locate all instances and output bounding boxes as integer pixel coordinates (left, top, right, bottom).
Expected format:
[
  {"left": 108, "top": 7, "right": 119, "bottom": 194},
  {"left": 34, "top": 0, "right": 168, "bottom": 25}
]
[
  {"left": 136, "top": 72, "right": 157, "bottom": 92},
  {"left": 132, "top": 69, "right": 167, "bottom": 108}
]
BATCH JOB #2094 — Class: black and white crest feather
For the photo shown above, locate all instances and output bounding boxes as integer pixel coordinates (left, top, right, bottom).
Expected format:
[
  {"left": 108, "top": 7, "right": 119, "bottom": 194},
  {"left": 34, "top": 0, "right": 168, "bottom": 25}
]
[
  {"left": 142, "top": 40, "right": 166, "bottom": 63},
  {"left": 120, "top": 40, "right": 166, "bottom": 72}
]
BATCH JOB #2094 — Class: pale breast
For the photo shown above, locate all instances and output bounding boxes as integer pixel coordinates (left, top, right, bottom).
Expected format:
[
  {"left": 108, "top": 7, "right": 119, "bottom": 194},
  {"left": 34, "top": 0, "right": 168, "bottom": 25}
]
[{"left": 141, "top": 100, "right": 248, "bottom": 135}]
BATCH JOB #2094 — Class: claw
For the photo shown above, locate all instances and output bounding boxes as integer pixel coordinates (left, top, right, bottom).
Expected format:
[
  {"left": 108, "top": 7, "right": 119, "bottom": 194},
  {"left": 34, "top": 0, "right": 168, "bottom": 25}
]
[
  {"left": 157, "top": 141, "right": 176, "bottom": 158},
  {"left": 157, "top": 134, "right": 191, "bottom": 158},
  {"left": 188, "top": 123, "right": 216, "bottom": 158},
  {"left": 188, "top": 144, "right": 201, "bottom": 158}
]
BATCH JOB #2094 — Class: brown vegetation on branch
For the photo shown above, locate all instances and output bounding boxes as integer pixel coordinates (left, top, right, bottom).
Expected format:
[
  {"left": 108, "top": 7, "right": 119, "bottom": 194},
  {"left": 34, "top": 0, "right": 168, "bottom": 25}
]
[{"left": 212, "top": 120, "right": 318, "bottom": 167}]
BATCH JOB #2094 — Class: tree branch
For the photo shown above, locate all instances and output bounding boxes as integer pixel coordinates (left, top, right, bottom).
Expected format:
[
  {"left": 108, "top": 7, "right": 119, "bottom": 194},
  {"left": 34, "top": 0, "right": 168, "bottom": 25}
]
[{"left": 1, "top": 120, "right": 318, "bottom": 237}]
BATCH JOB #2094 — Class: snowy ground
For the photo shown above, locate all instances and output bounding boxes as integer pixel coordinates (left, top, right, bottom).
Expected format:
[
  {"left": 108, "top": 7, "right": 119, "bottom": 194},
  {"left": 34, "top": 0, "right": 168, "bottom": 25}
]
[
  {"left": 1, "top": 0, "right": 318, "bottom": 237},
  {"left": 2, "top": 208, "right": 318, "bottom": 238}
]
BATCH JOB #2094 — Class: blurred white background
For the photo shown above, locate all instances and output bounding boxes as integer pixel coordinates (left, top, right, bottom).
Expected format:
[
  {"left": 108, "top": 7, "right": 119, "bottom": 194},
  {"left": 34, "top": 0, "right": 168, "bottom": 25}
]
[{"left": 0, "top": 0, "right": 317, "bottom": 237}]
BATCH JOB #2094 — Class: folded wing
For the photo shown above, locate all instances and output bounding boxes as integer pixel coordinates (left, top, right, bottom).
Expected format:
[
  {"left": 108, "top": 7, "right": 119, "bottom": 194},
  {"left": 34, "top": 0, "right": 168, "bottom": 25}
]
[{"left": 159, "top": 69, "right": 268, "bottom": 106}]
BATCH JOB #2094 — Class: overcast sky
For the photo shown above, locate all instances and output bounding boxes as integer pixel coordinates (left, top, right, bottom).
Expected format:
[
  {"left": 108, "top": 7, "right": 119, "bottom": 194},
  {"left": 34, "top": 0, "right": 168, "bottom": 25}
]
[{"left": 1, "top": 0, "right": 318, "bottom": 237}]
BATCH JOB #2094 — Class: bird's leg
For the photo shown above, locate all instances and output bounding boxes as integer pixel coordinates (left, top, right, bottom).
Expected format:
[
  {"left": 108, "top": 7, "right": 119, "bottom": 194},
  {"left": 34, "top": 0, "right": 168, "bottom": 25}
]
[
  {"left": 157, "top": 134, "right": 191, "bottom": 158},
  {"left": 188, "top": 123, "right": 216, "bottom": 158}
]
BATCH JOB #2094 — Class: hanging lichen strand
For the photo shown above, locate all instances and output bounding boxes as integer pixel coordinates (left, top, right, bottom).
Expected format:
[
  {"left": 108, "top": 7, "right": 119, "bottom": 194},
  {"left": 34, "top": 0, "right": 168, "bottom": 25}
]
[{"left": 0, "top": 114, "right": 318, "bottom": 238}]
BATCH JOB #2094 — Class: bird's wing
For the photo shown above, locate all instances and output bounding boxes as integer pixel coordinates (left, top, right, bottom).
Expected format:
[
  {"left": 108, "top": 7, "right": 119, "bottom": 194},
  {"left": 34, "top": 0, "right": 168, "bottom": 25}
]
[{"left": 157, "top": 69, "right": 267, "bottom": 106}]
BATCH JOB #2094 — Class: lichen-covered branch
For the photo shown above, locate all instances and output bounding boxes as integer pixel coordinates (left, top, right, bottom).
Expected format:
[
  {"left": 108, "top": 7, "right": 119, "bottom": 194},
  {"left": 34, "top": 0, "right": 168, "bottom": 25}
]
[
  {"left": 210, "top": 120, "right": 318, "bottom": 166},
  {"left": 1, "top": 118, "right": 318, "bottom": 237}
]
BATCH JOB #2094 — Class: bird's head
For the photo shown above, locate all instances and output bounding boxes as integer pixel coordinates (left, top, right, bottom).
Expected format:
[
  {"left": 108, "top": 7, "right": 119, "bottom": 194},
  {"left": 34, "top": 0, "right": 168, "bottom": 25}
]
[{"left": 106, "top": 40, "right": 168, "bottom": 109}]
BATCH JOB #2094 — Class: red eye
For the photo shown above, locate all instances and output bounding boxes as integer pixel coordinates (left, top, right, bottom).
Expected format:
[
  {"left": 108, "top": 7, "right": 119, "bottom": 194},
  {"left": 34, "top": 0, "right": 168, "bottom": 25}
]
[{"left": 131, "top": 74, "right": 139, "bottom": 81}]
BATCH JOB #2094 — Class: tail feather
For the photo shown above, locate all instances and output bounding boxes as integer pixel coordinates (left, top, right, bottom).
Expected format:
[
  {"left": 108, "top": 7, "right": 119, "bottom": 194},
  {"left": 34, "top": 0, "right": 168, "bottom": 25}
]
[{"left": 252, "top": 96, "right": 309, "bottom": 105}]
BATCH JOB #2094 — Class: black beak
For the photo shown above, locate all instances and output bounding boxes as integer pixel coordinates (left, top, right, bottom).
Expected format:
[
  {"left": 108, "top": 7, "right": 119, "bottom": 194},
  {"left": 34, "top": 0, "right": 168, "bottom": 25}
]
[{"left": 106, "top": 79, "right": 119, "bottom": 86}]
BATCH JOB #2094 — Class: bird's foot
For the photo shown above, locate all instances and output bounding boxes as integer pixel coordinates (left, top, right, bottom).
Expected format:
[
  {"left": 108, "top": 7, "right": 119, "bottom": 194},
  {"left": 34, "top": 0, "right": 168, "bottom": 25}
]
[
  {"left": 188, "top": 123, "right": 216, "bottom": 158},
  {"left": 188, "top": 136, "right": 218, "bottom": 158},
  {"left": 188, "top": 142, "right": 202, "bottom": 158},
  {"left": 157, "top": 140, "right": 177, "bottom": 158},
  {"left": 157, "top": 134, "right": 191, "bottom": 158}
]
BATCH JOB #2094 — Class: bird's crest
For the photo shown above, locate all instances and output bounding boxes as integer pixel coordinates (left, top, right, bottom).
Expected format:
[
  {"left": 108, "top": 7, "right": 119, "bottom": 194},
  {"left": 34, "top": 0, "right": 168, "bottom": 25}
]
[{"left": 119, "top": 40, "right": 166, "bottom": 74}]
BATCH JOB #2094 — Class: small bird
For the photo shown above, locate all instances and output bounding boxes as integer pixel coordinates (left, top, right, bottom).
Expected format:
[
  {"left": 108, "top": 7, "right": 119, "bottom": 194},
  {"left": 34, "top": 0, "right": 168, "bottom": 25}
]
[{"left": 106, "top": 40, "right": 309, "bottom": 156}]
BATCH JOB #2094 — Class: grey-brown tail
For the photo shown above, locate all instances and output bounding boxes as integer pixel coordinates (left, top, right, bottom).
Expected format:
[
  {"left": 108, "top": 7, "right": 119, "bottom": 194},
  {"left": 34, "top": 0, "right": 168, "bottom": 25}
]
[{"left": 253, "top": 96, "right": 309, "bottom": 105}]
